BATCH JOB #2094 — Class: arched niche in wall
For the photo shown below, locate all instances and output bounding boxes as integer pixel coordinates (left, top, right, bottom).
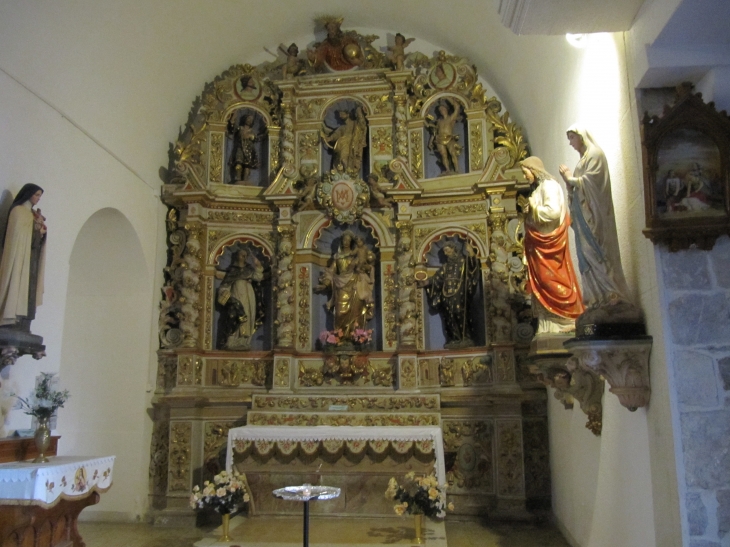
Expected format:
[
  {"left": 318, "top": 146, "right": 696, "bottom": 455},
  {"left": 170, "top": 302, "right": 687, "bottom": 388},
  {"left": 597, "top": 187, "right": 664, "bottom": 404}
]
[{"left": 58, "top": 207, "right": 150, "bottom": 511}]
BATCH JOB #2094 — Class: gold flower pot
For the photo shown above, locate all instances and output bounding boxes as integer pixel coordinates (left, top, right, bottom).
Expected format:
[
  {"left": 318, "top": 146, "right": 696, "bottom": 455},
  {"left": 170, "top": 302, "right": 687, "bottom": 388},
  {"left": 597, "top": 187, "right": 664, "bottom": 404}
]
[
  {"left": 219, "top": 513, "right": 232, "bottom": 542},
  {"left": 413, "top": 513, "right": 424, "bottom": 544},
  {"left": 33, "top": 416, "right": 51, "bottom": 463}
]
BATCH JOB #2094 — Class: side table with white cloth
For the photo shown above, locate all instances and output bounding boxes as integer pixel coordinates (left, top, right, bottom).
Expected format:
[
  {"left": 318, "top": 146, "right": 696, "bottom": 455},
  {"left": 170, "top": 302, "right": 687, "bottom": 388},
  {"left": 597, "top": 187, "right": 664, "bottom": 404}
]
[{"left": 0, "top": 456, "right": 115, "bottom": 547}]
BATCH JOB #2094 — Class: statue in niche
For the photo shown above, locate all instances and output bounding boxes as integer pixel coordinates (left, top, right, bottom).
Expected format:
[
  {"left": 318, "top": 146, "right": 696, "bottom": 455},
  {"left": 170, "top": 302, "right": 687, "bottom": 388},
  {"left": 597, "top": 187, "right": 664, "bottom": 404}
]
[
  {"left": 520, "top": 156, "right": 584, "bottom": 335},
  {"left": 388, "top": 33, "right": 415, "bottom": 71},
  {"left": 216, "top": 248, "right": 265, "bottom": 350},
  {"left": 227, "top": 111, "right": 266, "bottom": 184},
  {"left": 315, "top": 230, "right": 375, "bottom": 340},
  {"left": 418, "top": 240, "right": 480, "bottom": 349},
  {"left": 307, "top": 17, "right": 364, "bottom": 72},
  {"left": 321, "top": 106, "right": 367, "bottom": 173},
  {"left": 278, "top": 43, "right": 306, "bottom": 79},
  {"left": 425, "top": 98, "right": 463, "bottom": 175},
  {"left": 0, "top": 184, "right": 46, "bottom": 331},
  {"left": 558, "top": 125, "right": 643, "bottom": 329}
]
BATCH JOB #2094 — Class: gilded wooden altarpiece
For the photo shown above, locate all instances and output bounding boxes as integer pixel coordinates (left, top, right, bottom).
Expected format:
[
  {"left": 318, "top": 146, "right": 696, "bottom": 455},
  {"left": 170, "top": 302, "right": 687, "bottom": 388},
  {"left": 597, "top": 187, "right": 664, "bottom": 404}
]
[{"left": 151, "top": 17, "right": 549, "bottom": 521}]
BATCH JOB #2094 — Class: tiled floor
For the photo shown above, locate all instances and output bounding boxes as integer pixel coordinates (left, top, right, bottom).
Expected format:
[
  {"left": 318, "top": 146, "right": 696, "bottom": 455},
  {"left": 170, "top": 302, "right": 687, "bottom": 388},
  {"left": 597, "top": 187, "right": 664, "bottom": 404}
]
[{"left": 78, "top": 516, "right": 570, "bottom": 547}]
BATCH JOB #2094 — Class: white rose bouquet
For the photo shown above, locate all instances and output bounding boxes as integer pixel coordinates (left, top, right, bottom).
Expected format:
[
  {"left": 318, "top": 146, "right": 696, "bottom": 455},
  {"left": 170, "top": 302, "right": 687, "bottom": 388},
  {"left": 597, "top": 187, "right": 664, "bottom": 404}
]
[{"left": 189, "top": 470, "right": 250, "bottom": 515}]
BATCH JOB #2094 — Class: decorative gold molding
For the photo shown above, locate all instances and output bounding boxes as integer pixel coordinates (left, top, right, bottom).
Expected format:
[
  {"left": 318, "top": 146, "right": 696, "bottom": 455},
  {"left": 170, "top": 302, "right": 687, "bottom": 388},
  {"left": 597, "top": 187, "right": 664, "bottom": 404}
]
[
  {"left": 177, "top": 355, "right": 203, "bottom": 386},
  {"left": 470, "top": 123, "right": 483, "bottom": 172},
  {"left": 496, "top": 420, "right": 524, "bottom": 497},
  {"left": 416, "top": 203, "right": 486, "bottom": 219},
  {"left": 365, "top": 93, "right": 393, "bottom": 115},
  {"left": 207, "top": 211, "right": 275, "bottom": 223},
  {"left": 409, "top": 131, "right": 423, "bottom": 179},
  {"left": 296, "top": 98, "right": 326, "bottom": 121},
  {"left": 296, "top": 266, "right": 310, "bottom": 350},
  {"left": 209, "top": 132, "right": 224, "bottom": 183},
  {"left": 371, "top": 127, "right": 394, "bottom": 156},
  {"left": 442, "top": 420, "right": 494, "bottom": 492},
  {"left": 168, "top": 422, "right": 192, "bottom": 492},
  {"left": 252, "top": 394, "right": 439, "bottom": 411},
  {"left": 298, "top": 132, "right": 319, "bottom": 161}
]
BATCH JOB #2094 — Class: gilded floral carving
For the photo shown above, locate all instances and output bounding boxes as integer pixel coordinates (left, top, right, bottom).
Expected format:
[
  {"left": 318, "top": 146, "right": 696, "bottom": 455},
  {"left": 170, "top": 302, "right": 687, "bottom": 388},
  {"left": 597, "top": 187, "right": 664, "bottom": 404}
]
[
  {"left": 298, "top": 132, "right": 319, "bottom": 161},
  {"left": 409, "top": 131, "right": 423, "bottom": 179},
  {"left": 416, "top": 203, "right": 485, "bottom": 219},
  {"left": 442, "top": 420, "right": 494, "bottom": 492},
  {"left": 168, "top": 422, "right": 192, "bottom": 492},
  {"left": 177, "top": 356, "right": 203, "bottom": 386},
  {"left": 209, "top": 132, "right": 224, "bottom": 183},
  {"left": 470, "top": 123, "right": 483, "bottom": 171},
  {"left": 296, "top": 266, "right": 310, "bottom": 350},
  {"left": 496, "top": 420, "right": 524, "bottom": 497}
]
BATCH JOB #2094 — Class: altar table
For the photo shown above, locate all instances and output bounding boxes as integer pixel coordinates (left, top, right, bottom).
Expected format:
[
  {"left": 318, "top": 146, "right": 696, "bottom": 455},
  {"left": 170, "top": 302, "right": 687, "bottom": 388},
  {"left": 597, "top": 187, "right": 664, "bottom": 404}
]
[
  {"left": 226, "top": 425, "right": 446, "bottom": 485},
  {"left": 0, "top": 456, "right": 115, "bottom": 547}
]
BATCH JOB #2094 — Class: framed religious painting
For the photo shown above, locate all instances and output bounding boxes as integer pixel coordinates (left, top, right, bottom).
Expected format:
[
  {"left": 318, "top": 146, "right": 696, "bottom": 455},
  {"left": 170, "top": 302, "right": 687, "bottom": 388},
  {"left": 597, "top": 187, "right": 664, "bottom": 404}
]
[{"left": 642, "top": 83, "right": 730, "bottom": 251}]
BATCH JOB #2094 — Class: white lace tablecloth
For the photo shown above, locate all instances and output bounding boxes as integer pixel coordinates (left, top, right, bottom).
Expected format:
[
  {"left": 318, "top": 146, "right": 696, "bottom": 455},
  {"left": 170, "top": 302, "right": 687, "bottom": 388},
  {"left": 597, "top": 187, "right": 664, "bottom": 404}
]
[
  {"left": 0, "top": 456, "right": 115, "bottom": 507},
  {"left": 227, "top": 425, "right": 445, "bottom": 484}
]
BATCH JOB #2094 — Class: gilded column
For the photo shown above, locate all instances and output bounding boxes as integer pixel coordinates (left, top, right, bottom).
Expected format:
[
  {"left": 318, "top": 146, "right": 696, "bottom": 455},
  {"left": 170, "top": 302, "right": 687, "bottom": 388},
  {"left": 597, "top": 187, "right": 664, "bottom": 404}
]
[
  {"left": 394, "top": 96, "right": 408, "bottom": 159},
  {"left": 181, "top": 222, "right": 202, "bottom": 348},
  {"left": 395, "top": 220, "right": 418, "bottom": 348},
  {"left": 281, "top": 105, "right": 295, "bottom": 168},
  {"left": 274, "top": 225, "right": 296, "bottom": 348}
]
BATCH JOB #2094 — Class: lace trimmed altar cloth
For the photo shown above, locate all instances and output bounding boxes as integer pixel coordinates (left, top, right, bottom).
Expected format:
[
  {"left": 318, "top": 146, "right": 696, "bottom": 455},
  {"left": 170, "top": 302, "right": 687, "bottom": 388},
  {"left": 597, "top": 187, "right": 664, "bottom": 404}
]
[
  {"left": 0, "top": 455, "right": 115, "bottom": 507},
  {"left": 226, "top": 425, "right": 446, "bottom": 484}
]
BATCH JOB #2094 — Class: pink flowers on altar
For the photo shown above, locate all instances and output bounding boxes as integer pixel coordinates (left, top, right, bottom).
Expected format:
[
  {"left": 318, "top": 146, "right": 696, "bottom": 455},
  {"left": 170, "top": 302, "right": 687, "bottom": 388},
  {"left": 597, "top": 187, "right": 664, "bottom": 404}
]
[
  {"left": 352, "top": 328, "right": 373, "bottom": 345},
  {"left": 318, "top": 328, "right": 373, "bottom": 347},
  {"left": 319, "top": 328, "right": 344, "bottom": 345}
]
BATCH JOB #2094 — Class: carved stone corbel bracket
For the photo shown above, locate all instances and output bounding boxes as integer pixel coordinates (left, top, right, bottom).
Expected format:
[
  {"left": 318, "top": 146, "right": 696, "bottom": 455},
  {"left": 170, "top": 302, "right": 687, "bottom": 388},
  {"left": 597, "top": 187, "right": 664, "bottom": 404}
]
[
  {"left": 564, "top": 337, "right": 652, "bottom": 412},
  {"left": 528, "top": 351, "right": 604, "bottom": 436}
]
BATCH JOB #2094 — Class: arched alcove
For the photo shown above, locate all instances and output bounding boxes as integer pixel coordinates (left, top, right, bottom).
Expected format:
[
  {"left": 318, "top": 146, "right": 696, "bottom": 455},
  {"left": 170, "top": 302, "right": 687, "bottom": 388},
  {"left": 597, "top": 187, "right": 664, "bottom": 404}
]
[{"left": 57, "top": 207, "right": 151, "bottom": 516}]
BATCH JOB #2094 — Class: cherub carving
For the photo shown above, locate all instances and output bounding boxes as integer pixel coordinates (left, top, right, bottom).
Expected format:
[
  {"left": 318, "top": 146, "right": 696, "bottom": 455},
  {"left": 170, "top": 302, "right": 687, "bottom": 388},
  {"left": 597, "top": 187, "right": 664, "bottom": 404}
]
[{"left": 388, "top": 33, "right": 415, "bottom": 70}]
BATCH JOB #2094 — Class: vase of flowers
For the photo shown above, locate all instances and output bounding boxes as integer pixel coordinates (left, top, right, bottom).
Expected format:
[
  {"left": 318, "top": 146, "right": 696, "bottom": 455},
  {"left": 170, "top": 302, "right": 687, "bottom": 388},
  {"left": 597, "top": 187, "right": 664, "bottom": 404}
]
[
  {"left": 385, "top": 472, "right": 453, "bottom": 543},
  {"left": 190, "top": 470, "right": 250, "bottom": 542},
  {"left": 13, "top": 372, "right": 70, "bottom": 463}
]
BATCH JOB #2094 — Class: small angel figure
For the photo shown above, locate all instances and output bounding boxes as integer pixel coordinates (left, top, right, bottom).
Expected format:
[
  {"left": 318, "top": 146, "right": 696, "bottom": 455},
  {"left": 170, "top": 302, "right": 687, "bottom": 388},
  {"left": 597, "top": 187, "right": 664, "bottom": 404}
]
[
  {"left": 295, "top": 174, "right": 319, "bottom": 211},
  {"left": 279, "top": 43, "right": 306, "bottom": 79},
  {"left": 366, "top": 173, "right": 393, "bottom": 208},
  {"left": 388, "top": 33, "right": 415, "bottom": 70}
]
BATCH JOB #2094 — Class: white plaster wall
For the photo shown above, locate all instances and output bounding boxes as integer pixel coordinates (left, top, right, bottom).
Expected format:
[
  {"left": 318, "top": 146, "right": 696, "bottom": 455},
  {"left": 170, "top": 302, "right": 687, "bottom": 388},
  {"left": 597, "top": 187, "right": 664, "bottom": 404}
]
[{"left": 0, "top": 68, "right": 166, "bottom": 520}]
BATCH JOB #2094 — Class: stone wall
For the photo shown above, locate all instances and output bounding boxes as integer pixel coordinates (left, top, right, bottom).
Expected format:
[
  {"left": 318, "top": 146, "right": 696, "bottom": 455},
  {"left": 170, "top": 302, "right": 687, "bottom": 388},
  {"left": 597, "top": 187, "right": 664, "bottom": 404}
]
[{"left": 662, "top": 235, "right": 730, "bottom": 546}]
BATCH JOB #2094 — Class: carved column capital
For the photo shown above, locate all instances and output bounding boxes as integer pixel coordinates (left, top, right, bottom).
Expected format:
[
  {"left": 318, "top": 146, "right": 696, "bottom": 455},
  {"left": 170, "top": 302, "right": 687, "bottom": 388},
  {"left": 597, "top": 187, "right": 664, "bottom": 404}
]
[{"left": 564, "top": 337, "right": 652, "bottom": 412}]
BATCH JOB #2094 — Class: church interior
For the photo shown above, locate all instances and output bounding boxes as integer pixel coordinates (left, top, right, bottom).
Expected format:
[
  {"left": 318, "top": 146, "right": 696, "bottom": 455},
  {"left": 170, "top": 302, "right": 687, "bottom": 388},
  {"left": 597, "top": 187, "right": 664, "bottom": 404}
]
[{"left": 0, "top": 1, "right": 729, "bottom": 546}]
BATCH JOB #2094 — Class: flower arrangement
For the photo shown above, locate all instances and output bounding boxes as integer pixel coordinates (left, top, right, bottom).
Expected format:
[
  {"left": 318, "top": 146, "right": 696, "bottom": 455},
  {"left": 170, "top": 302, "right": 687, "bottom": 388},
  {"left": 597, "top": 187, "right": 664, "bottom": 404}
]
[
  {"left": 189, "top": 470, "right": 250, "bottom": 514},
  {"left": 351, "top": 328, "right": 373, "bottom": 345},
  {"left": 385, "top": 472, "right": 453, "bottom": 518},
  {"left": 13, "top": 372, "right": 70, "bottom": 419},
  {"left": 319, "top": 328, "right": 373, "bottom": 348}
]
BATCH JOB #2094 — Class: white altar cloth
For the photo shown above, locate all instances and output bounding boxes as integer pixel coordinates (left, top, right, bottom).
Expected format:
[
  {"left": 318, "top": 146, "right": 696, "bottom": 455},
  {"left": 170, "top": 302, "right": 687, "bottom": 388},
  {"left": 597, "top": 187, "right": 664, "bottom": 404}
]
[
  {"left": 227, "top": 425, "right": 446, "bottom": 485},
  {"left": 0, "top": 456, "right": 115, "bottom": 507}
]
